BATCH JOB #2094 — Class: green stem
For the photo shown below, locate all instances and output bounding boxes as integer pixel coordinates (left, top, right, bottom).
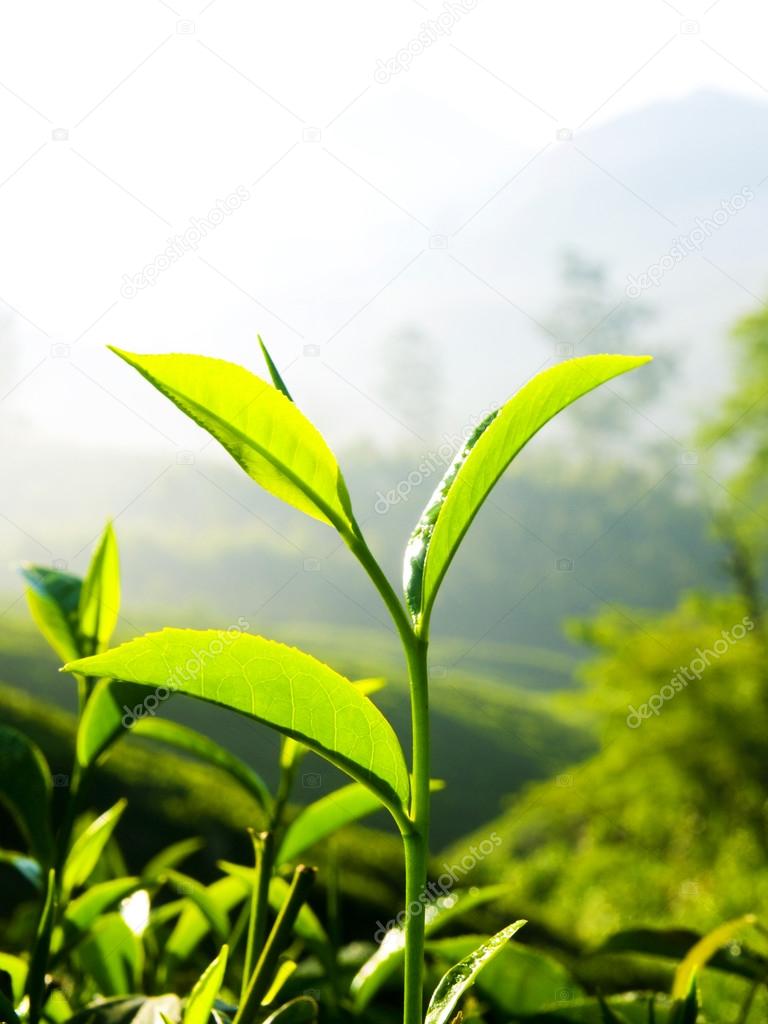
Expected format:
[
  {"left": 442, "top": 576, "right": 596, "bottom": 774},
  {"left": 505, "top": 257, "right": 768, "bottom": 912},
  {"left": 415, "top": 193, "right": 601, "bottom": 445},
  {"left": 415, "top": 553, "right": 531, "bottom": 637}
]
[
  {"left": 346, "top": 526, "right": 432, "bottom": 1024},
  {"left": 241, "top": 830, "right": 274, "bottom": 1002},
  {"left": 402, "top": 637, "right": 430, "bottom": 1024},
  {"left": 234, "top": 864, "right": 316, "bottom": 1024}
]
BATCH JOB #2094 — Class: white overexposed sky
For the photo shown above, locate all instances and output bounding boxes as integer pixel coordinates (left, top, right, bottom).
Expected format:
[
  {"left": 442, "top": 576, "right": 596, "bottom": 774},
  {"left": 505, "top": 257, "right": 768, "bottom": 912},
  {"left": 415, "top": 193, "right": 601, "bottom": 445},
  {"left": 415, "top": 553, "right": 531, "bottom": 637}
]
[{"left": 2, "top": 0, "right": 768, "bottom": 457}]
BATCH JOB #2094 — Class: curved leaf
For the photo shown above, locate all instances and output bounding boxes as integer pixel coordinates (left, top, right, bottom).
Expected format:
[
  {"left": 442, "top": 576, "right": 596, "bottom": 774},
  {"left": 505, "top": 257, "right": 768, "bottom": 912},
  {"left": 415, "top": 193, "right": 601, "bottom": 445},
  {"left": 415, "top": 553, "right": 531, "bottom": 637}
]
[
  {"left": 62, "top": 877, "right": 141, "bottom": 939},
  {"left": 143, "top": 838, "right": 205, "bottom": 880},
  {"left": 64, "top": 630, "right": 410, "bottom": 818},
  {"left": 0, "top": 851, "right": 44, "bottom": 891},
  {"left": 350, "top": 884, "right": 511, "bottom": 1010},
  {"left": 597, "top": 926, "right": 768, "bottom": 981},
  {"left": 161, "top": 870, "right": 229, "bottom": 941},
  {"left": 427, "top": 935, "right": 583, "bottom": 1015},
  {"left": 404, "top": 355, "right": 652, "bottom": 625},
  {"left": 258, "top": 336, "right": 293, "bottom": 401},
  {"left": 79, "top": 522, "right": 120, "bottom": 655},
  {"left": 277, "top": 783, "right": 381, "bottom": 865},
  {"left": 62, "top": 799, "right": 127, "bottom": 896},
  {"left": 184, "top": 945, "right": 228, "bottom": 1024},
  {"left": 20, "top": 565, "right": 82, "bottom": 663},
  {"left": 165, "top": 876, "right": 248, "bottom": 969},
  {"left": 75, "top": 914, "right": 143, "bottom": 996},
  {"left": 672, "top": 914, "right": 757, "bottom": 999},
  {"left": 110, "top": 348, "right": 355, "bottom": 534},
  {"left": 0, "top": 725, "right": 52, "bottom": 864},
  {"left": 425, "top": 920, "right": 526, "bottom": 1024}
]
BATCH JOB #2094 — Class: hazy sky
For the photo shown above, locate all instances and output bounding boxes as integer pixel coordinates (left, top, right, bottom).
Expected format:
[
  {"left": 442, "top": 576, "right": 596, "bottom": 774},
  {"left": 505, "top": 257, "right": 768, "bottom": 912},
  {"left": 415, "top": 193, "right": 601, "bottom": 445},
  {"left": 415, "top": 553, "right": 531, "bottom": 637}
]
[{"left": 2, "top": 0, "right": 767, "bottom": 456}]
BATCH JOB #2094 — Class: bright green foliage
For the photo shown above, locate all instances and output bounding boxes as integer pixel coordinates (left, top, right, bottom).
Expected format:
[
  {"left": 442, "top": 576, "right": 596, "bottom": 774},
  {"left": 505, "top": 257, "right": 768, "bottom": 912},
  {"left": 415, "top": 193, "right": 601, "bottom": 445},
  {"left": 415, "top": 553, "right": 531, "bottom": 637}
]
[
  {"left": 672, "top": 916, "right": 757, "bottom": 999},
  {"left": 447, "top": 595, "right": 768, "bottom": 943},
  {"left": 258, "top": 335, "right": 293, "bottom": 401},
  {"left": 182, "top": 944, "right": 228, "bottom": 1024},
  {"left": 424, "top": 920, "right": 526, "bottom": 1024},
  {"left": 78, "top": 522, "right": 120, "bottom": 656},
  {"left": 0, "top": 724, "right": 52, "bottom": 864},
  {"left": 62, "top": 800, "right": 127, "bottom": 896},
  {"left": 63, "top": 629, "right": 410, "bottom": 817},
  {"left": 427, "top": 935, "right": 584, "bottom": 1015},
  {"left": 350, "top": 885, "right": 512, "bottom": 1010},
  {"left": 404, "top": 354, "right": 651, "bottom": 626},
  {"left": 109, "top": 348, "right": 356, "bottom": 533},
  {"left": 161, "top": 870, "right": 229, "bottom": 940},
  {"left": 61, "top": 878, "right": 141, "bottom": 939},
  {"left": 74, "top": 915, "right": 143, "bottom": 996},
  {"left": 20, "top": 566, "right": 82, "bottom": 664},
  {"left": 277, "top": 783, "right": 381, "bottom": 865}
]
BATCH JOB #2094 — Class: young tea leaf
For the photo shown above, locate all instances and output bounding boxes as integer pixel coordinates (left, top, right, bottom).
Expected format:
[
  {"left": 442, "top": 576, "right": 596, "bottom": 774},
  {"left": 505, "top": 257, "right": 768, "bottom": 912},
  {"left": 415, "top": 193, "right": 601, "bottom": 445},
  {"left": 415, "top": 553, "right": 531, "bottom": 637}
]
[
  {"left": 672, "top": 914, "right": 757, "bottom": 999},
  {"left": 78, "top": 521, "right": 120, "bottom": 655},
  {"left": 183, "top": 944, "right": 228, "bottom": 1024},
  {"left": 276, "top": 783, "right": 381, "bottom": 865},
  {"left": 404, "top": 355, "right": 651, "bottom": 627},
  {"left": 350, "top": 885, "right": 512, "bottom": 1011},
  {"left": 0, "top": 725, "right": 52, "bottom": 864},
  {"left": 62, "top": 799, "right": 127, "bottom": 896},
  {"left": 109, "top": 349, "right": 356, "bottom": 535},
  {"left": 425, "top": 921, "right": 526, "bottom": 1024},
  {"left": 20, "top": 565, "right": 82, "bottom": 664},
  {"left": 74, "top": 915, "right": 143, "bottom": 997},
  {"left": 258, "top": 336, "right": 293, "bottom": 401},
  {"left": 64, "top": 629, "right": 410, "bottom": 820}
]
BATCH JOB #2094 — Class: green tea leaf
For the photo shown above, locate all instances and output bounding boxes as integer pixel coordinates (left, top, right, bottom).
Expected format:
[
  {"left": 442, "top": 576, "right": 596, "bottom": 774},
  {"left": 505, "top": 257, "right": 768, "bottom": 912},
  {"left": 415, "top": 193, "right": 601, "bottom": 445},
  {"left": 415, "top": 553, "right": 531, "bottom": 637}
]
[
  {"left": 672, "top": 914, "right": 756, "bottom": 999},
  {"left": 75, "top": 914, "right": 143, "bottom": 996},
  {"left": 0, "top": 851, "right": 44, "bottom": 890},
  {"left": 183, "top": 945, "right": 228, "bottom": 1024},
  {"left": 62, "top": 799, "right": 127, "bottom": 896},
  {"left": 424, "top": 920, "right": 526, "bottom": 1024},
  {"left": 143, "top": 838, "right": 205, "bottom": 880},
  {"left": 0, "top": 953, "right": 27, "bottom": 1005},
  {"left": 165, "top": 877, "right": 247, "bottom": 969},
  {"left": 161, "top": 870, "right": 229, "bottom": 941},
  {"left": 64, "top": 630, "right": 410, "bottom": 817},
  {"left": 258, "top": 336, "right": 293, "bottom": 401},
  {"left": 350, "top": 885, "right": 511, "bottom": 1010},
  {"left": 404, "top": 355, "right": 652, "bottom": 626},
  {"left": 0, "top": 725, "right": 52, "bottom": 864},
  {"left": 277, "top": 783, "right": 381, "bottom": 865},
  {"left": 598, "top": 926, "right": 768, "bottom": 981},
  {"left": 110, "top": 348, "right": 355, "bottom": 533},
  {"left": 78, "top": 521, "right": 120, "bottom": 655},
  {"left": 426, "top": 935, "right": 583, "bottom": 1015},
  {"left": 62, "top": 877, "right": 141, "bottom": 938},
  {"left": 20, "top": 565, "right": 82, "bottom": 663}
]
